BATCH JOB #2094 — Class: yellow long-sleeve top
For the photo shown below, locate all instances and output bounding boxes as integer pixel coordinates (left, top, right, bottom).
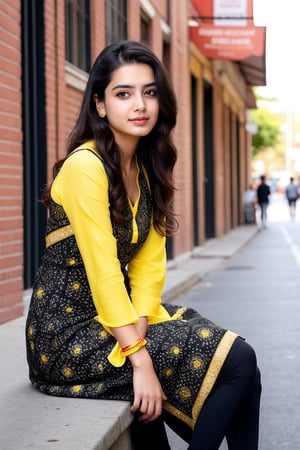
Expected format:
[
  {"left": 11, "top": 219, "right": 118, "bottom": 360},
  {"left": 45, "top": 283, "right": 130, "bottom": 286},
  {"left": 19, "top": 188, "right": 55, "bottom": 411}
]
[{"left": 51, "top": 143, "right": 171, "bottom": 365}]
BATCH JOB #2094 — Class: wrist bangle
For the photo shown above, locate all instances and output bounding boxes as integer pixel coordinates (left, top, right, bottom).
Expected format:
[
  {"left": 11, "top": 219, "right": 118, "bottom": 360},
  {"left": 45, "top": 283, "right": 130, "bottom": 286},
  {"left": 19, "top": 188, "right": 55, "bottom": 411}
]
[
  {"left": 121, "top": 337, "right": 144, "bottom": 353},
  {"left": 120, "top": 338, "right": 147, "bottom": 357}
]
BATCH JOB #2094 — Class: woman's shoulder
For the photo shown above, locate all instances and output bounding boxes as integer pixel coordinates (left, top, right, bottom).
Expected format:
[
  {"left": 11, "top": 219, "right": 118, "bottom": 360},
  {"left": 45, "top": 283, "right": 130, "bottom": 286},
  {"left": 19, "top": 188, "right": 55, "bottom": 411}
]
[
  {"left": 64, "top": 141, "right": 105, "bottom": 168},
  {"left": 69, "top": 140, "right": 102, "bottom": 160},
  {"left": 55, "top": 141, "right": 107, "bottom": 184}
]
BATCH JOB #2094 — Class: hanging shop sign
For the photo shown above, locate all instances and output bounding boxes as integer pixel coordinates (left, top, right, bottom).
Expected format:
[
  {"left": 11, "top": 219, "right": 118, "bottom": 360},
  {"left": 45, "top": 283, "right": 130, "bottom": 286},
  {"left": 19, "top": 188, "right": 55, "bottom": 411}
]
[{"left": 190, "top": 24, "right": 265, "bottom": 61}]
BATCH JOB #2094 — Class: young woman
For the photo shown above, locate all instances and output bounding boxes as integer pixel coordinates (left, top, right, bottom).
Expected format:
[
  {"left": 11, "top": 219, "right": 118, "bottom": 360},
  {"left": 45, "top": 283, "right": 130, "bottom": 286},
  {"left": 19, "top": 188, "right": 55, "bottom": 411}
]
[{"left": 25, "top": 40, "right": 261, "bottom": 450}]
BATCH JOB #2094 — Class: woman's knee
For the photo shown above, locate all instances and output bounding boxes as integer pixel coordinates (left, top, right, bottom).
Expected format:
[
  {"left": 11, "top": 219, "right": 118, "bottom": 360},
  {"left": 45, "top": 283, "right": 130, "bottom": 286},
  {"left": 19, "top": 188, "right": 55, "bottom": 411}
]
[
  {"left": 253, "top": 366, "right": 262, "bottom": 395},
  {"left": 224, "top": 338, "right": 258, "bottom": 384}
]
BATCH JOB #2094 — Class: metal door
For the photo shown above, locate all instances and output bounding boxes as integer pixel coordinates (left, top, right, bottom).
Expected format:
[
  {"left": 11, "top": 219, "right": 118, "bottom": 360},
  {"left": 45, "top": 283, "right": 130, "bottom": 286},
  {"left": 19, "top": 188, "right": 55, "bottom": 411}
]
[
  {"left": 204, "top": 82, "right": 215, "bottom": 239},
  {"left": 22, "top": 0, "right": 47, "bottom": 288}
]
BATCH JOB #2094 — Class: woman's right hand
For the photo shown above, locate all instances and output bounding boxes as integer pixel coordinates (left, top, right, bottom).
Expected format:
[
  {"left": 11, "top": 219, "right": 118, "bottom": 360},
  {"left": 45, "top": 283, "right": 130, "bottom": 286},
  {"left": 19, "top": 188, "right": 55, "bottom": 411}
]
[{"left": 129, "top": 348, "right": 167, "bottom": 422}]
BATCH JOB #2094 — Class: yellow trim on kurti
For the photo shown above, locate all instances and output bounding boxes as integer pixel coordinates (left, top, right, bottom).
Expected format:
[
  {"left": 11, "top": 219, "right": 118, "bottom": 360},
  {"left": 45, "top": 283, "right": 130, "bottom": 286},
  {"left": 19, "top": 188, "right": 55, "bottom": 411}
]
[
  {"left": 163, "top": 330, "right": 239, "bottom": 429},
  {"left": 127, "top": 158, "right": 140, "bottom": 244},
  {"left": 128, "top": 197, "right": 139, "bottom": 244},
  {"left": 45, "top": 224, "right": 74, "bottom": 247}
]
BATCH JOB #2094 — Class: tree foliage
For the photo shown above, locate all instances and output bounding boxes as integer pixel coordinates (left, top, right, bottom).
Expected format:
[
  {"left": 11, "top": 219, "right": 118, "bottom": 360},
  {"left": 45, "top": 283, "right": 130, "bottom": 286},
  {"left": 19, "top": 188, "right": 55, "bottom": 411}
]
[{"left": 251, "top": 107, "right": 281, "bottom": 158}]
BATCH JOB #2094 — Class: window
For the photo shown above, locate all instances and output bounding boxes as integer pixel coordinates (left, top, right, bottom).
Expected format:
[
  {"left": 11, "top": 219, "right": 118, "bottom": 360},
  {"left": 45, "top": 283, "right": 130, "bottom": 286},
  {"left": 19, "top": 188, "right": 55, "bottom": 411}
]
[
  {"left": 65, "top": 0, "right": 91, "bottom": 72},
  {"left": 106, "top": 0, "right": 127, "bottom": 45},
  {"left": 141, "top": 13, "right": 150, "bottom": 44},
  {"left": 163, "top": 40, "right": 170, "bottom": 72}
]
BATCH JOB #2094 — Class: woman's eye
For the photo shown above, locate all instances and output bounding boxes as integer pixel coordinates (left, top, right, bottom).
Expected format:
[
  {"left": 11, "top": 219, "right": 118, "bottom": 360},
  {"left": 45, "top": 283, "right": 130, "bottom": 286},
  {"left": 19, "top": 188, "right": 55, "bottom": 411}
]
[
  {"left": 145, "top": 89, "right": 157, "bottom": 97},
  {"left": 116, "top": 91, "right": 130, "bottom": 98}
]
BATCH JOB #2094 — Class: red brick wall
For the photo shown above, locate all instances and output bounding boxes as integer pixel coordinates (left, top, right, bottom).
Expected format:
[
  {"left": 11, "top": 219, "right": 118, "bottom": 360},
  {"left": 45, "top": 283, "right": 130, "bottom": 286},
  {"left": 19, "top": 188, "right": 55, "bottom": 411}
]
[
  {"left": 213, "top": 79, "right": 226, "bottom": 237},
  {"left": 0, "top": 0, "right": 23, "bottom": 323},
  {"left": 127, "top": 0, "right": 140, "bottom": 40},
  {"left": 170, "top": 0, "right": 194, "bottom": 257},
  {"left": 44, "top": 0, "right": 68, "bottom": 170},
  {"left": 64, "top": 86, "right": 83, "bottom": 136},
  {"left": 90, "top": 0, "right": 105, "bottom": 61}
]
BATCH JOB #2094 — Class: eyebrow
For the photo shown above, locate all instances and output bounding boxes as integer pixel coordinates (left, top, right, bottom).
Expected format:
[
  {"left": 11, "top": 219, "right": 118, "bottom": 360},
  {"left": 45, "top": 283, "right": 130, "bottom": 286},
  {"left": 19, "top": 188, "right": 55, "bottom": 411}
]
[{"left": 111, "top": 81, "right": 157, "bottom": 91}]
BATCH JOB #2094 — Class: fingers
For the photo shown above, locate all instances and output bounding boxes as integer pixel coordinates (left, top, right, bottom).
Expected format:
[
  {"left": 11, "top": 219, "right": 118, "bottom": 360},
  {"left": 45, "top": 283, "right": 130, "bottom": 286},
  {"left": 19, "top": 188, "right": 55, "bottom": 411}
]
[
  {"left": 130, "top": 395, "right": 141, "bottom": 413},
  {"left": 143, "top": 395, "right": 162, "bottom": 418},
  {"left": 138, "top": 399, "right": 162, "bottom": 422},
  {"left": 130, "top": 393, "right": 165, "bottom": 422}
]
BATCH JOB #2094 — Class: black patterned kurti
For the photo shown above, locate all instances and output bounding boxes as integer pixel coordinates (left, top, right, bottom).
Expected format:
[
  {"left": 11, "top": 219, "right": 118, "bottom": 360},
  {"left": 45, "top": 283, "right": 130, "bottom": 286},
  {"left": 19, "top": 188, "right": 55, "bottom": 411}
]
[{"left": 25, "top": 147, "right": 238, "bottom": 429}]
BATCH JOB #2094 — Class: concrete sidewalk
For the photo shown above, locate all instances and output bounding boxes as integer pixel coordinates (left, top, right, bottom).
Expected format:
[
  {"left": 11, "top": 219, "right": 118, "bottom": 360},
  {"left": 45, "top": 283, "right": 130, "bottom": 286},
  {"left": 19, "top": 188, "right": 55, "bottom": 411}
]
[
  {"left": 0, "top": 224, "right": 258, "bottom": 450},
  {"left": 163, "top": 224, "right": 258, "bottom": 302}
]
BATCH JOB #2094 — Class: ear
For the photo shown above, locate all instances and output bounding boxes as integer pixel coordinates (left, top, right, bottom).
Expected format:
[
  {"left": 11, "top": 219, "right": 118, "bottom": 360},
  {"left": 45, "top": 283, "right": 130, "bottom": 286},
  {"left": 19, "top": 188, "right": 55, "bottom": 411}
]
[{"left": 94, "top": 94, "right": 106, "bottom": 117}]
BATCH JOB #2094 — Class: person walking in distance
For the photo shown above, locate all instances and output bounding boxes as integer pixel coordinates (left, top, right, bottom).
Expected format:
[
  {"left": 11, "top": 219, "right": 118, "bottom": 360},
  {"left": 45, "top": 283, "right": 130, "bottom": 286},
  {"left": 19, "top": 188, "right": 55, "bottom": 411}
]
[
  {"left": 256, "top": 175, "right": 271, "bottom": 227},
  {"left": 285, "top": 177, "right": 299, "bottom": 220},
  {"left": 243, "top": 184, "right": 256, "bottom": 224},
  {"left": 25, "top": 40, "right": 261, "bottom": 450}
]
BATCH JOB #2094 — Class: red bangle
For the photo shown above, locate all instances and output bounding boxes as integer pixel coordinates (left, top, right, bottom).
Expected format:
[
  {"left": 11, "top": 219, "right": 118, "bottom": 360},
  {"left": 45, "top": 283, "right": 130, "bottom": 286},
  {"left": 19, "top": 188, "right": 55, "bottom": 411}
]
[{"left": 121, "top": 337, "right": 144, "bottom": 353}]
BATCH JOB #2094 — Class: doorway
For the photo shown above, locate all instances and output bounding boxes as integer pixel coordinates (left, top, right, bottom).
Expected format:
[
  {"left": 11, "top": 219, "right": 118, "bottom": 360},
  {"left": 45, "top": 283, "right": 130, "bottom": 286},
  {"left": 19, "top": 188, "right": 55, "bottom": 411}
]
[
  {"left": 204, "top": 82, "right": 215, "bottom": 239},
  {"left": 22, "top": 0, "right": 47, "bottom": 288},
  {"left": 191, "top": 75, "right": 200, "bottom": 246}
]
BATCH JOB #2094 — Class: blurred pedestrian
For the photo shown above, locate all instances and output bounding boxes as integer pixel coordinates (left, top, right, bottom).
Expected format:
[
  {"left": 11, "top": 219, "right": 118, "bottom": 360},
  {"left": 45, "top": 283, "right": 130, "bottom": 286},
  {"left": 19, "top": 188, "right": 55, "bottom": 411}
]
[
  {"left": 256, "top": 175, "right": 271, "bottom": 228},
  {"left": 243, "top": 184, "right": 256, "bottom": 224},
  {"left": 285, "top": 177, "right": 299, "bottom": 219}
]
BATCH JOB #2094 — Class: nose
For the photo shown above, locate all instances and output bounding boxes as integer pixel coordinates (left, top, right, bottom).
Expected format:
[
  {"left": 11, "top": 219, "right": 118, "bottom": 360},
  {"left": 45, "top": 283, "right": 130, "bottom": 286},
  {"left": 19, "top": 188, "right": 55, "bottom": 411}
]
[{"left": 134, "top": 93, "right": 146, "bottom": 111}]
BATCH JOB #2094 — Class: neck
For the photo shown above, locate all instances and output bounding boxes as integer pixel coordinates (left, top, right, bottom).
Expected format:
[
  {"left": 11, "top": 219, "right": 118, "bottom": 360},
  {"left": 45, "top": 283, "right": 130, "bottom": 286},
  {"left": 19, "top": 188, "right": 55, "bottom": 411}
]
[
  {"left": 121, "top": 153, "right": 137, "bottom": 175},
  {"left": 118, "top": 141, "right": 139, "bottom": 173},
  {"left": 115, "top": 134, "right": 140, "bottom": 157}
]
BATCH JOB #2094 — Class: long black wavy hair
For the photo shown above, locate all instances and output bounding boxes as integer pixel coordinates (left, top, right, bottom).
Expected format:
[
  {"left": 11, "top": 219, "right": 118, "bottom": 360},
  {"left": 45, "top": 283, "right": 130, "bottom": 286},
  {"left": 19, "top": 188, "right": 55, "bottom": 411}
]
[{"left": 43, "top": 40, "right": 178, "bottom": 236}]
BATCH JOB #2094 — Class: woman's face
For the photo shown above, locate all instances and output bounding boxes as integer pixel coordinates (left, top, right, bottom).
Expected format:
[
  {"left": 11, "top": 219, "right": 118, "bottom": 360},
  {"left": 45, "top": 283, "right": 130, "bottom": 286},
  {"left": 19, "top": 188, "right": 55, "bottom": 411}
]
[{"left": 95, "top": 63, "right": 159, "bottom": 147}]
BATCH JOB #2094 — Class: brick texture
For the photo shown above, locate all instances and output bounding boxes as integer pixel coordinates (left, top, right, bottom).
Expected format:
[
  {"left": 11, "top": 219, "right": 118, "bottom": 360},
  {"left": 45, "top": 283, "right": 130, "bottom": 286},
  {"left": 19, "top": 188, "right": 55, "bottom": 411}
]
[{"left": 0, "top": 0, "right": 23, "bottom": 323}]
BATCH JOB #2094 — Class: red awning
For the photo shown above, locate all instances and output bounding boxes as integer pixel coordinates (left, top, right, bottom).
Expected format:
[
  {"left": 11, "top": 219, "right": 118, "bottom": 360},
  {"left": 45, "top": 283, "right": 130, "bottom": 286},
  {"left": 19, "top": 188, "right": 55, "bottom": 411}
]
[{"left": 238, "top": 55, "right": 266, "bottom": 86}]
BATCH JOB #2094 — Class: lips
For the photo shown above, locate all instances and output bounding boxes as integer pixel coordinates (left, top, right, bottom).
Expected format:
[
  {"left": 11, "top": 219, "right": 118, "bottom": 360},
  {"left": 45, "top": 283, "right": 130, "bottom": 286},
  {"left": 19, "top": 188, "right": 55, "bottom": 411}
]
[{"left": 129, "top": 117, "right": 149, "bottom": 125}]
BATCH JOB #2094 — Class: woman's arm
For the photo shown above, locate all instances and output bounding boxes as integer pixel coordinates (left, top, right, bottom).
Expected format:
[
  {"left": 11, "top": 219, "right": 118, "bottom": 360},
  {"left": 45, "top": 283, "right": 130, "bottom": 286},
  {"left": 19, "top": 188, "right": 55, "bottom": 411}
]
[
  {"left": 128, "top": 223, "right": 170, "bottom": 322},
  {"left": 51, "top": 149, "right": 139, "bottom": 328}
]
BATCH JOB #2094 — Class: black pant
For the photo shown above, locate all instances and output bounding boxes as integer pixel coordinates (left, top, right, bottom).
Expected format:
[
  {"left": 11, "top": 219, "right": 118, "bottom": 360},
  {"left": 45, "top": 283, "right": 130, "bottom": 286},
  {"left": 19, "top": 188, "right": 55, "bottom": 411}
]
[{"left": 131, "top": 337, "right": 261, "bottom": 450}]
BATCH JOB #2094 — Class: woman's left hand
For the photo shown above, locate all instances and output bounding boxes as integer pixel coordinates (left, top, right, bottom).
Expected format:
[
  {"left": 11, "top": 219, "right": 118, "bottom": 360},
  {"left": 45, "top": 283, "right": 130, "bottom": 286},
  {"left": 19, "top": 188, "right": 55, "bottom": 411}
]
[{"left": 130, "top": 348, "right": 167, "bottom": 422}]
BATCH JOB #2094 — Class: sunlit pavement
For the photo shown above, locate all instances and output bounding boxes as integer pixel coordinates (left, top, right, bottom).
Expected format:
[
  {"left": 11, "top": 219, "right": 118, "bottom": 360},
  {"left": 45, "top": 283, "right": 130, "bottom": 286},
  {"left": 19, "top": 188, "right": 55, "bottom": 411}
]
[
  {"left": 167, "top": 192, "right": 300, "bottom": 449},
  {"left": 259, "top": 192, "right": 300, "bottom": 224}
]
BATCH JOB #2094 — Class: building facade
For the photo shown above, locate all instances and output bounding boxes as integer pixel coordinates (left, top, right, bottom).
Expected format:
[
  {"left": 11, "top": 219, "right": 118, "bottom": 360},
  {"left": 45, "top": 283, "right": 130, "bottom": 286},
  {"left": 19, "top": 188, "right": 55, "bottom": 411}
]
[{"left": 0, "top": 0, "right": 265, "bottom": 323}]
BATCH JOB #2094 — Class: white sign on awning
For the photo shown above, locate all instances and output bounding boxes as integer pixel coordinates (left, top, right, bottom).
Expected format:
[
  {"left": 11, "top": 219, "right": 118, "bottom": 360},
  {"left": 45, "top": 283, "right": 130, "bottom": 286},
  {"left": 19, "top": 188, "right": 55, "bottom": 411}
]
[{"left": 214, "top": 0, "right": 248, "bottom": 26}]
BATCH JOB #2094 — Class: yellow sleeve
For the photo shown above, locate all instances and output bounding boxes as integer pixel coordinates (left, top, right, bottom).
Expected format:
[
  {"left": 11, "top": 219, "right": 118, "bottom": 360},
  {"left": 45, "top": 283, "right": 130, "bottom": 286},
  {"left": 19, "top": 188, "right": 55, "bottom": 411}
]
[
  {"left": 51, "top": 149, "right": 139, "bottom": 329},
  {"left": 128, "top": 224, "right": 171, "bottom": 323}
]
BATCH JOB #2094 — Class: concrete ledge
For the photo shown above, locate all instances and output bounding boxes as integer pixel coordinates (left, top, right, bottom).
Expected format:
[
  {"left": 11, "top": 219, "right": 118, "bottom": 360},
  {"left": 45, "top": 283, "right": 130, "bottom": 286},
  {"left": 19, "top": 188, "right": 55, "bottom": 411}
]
[{"left": 0, "top": 317, "right": 133, "bottom": 450}]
